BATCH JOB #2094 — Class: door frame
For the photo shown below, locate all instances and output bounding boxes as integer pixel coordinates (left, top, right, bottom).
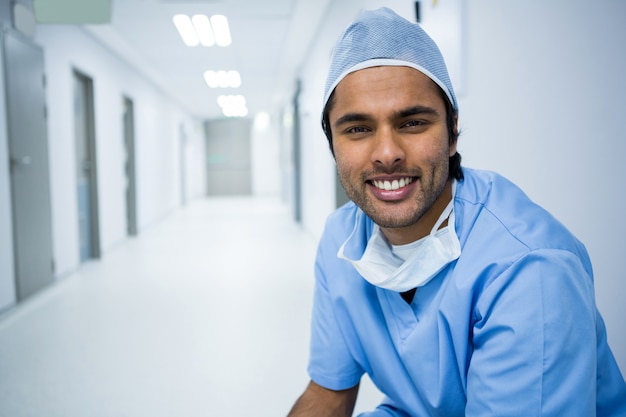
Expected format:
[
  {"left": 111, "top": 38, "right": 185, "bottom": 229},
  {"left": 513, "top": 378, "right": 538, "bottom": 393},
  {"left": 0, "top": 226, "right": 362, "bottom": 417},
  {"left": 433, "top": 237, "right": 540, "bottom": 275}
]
[
  {"left": 73, "top": 69, "right": 101, "bottom": 259},
  {"left": 122, "top": 95, "right": 137, "bottom": 236},
  {"left": 292, "top": 80, "right": 302, "bottom": 223},
  {"left": 3, "top": 27, "right": 55, "bottom": 300}
]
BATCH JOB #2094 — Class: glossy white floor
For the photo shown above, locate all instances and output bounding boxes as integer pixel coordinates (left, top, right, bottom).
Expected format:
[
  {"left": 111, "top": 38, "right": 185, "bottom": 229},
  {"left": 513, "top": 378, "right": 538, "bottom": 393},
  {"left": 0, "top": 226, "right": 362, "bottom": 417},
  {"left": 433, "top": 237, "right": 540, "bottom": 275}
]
[{"left": 0, "top": 197, "right": 381, "bottom": 417}]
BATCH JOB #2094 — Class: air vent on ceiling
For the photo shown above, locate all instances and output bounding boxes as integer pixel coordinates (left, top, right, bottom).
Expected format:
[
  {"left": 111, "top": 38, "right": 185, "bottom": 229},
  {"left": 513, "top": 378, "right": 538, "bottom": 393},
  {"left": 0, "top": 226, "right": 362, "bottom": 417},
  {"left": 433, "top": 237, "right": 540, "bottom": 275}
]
[
  {"left": 159, "top": 0, "right": 223, "bottom": 3},
  {"left": 33, "top": 0, "right": 112, "bottom": 24}
]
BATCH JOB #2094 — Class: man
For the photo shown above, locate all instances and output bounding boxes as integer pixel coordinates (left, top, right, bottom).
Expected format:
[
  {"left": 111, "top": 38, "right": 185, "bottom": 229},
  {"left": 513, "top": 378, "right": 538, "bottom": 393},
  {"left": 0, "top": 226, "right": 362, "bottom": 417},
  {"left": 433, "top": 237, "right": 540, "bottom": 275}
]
[{"left": 288, "top": 7, "right": 626, "bottom": 417}]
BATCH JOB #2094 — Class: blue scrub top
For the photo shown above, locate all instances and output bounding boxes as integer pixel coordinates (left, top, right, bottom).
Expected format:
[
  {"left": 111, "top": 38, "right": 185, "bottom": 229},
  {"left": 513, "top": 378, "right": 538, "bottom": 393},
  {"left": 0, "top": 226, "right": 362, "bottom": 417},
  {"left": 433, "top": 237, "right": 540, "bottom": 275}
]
[{"left": 308, "top": 168, "right": 626, "bottom": 417}]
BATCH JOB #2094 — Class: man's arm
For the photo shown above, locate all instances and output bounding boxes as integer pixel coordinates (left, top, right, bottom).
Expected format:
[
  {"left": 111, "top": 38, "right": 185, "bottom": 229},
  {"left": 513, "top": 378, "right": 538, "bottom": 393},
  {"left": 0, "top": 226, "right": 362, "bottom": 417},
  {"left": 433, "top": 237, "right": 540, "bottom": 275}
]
[
  {"left": 467, "top": 250, "right": 601, "bottom": 415},
  {"left": 288, "top": 380, "right": 359, "bottom": 417}
]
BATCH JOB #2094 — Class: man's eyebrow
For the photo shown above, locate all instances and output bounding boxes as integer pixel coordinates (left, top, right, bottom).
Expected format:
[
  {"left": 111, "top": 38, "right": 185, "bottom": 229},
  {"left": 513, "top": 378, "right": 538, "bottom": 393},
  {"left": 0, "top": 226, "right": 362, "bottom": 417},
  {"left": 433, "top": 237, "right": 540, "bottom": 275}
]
[
  {"left": 333, "top": 113, "right": 372, "bottom": 129},
  {"left": 394, "top": 105, "right": 440, "bottom": 119}
]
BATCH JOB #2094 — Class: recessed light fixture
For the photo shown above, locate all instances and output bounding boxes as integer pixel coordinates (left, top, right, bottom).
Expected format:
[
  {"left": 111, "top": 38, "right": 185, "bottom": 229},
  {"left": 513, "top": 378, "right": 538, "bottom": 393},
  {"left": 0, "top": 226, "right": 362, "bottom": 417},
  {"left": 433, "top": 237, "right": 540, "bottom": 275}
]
[
  {"left": 173, "top": 14, "right": 198, "bottom": 46},
  {"left": 191, "top": 15, "right": 215, "bottom": 46},
  {"left": 217, "top": 95, "right": 248, "bottom": 117},
  {"left": 209, "top": 15, "right": 231, "bottom": 47},
  {"left": 173, "top": 14, "right": 231, "bottom": 47},
  {"left": 204, "top": 70, "right": 241, "bottom": 88}
]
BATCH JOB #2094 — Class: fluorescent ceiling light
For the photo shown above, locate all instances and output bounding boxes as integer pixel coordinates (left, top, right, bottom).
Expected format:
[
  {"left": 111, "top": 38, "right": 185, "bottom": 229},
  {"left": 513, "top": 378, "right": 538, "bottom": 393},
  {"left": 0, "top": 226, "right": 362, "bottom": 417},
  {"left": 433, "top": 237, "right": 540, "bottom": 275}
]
[
  {"left": 210, "top": 15, "right": 232, "bottom": 46},
  {"left": 173, "top": 14, "right": 198, "bottom": 46},
  {"left": 191, "top": 14, "right": 215, "bottom": 46},
  {"left": 204, "top": 71, "right": 219, "bottom": 88},
  {"left": 217, "top": 95, "right": 247, "bottom": 117},
  {"left": 173, "top": 13, "right": 231, "bottom": 47},
  {"left": 203, "top": 70, "right": 241, "bottom": 88},
  {"left": 227, "top": 70, "right": 241, "bottom": 88},
  {"left": 217, "top": 94, "right": 245, "bottom": 108}
]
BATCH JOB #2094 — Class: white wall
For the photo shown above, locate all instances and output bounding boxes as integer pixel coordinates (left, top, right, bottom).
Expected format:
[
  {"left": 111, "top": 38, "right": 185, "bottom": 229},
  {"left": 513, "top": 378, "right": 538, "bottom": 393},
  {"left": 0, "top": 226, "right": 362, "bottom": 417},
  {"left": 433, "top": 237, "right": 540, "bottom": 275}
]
[
  {"left": 251, "top": 112, "right": 281, "bottom": 197},
  {"left": 296, "top": 0, "right": 626, "bottom": 373},
  {"left": 34, "top": 24, "right": 206, "bottom": 278},
  {"left": 458, "top": 0, "right": 626, "bottom": 373},
  {"left": 181, "top": 121, "right": 207, "bottom": 203}
]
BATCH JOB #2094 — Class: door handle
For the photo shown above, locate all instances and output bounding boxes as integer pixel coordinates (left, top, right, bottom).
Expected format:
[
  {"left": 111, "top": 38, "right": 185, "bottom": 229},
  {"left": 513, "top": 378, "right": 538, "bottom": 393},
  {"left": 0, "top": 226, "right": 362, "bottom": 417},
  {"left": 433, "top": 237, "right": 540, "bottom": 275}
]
[{"left": 10, "top": 156, "right": 32, "bottom": 168}]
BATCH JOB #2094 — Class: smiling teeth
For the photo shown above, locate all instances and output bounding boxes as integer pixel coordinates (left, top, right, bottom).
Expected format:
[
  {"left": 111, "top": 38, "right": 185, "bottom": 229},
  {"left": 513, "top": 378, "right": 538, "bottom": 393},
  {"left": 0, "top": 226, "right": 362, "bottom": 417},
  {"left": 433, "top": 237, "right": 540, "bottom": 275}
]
[{"left": 373, "top": 177, "right": 413, "bottom": 191}]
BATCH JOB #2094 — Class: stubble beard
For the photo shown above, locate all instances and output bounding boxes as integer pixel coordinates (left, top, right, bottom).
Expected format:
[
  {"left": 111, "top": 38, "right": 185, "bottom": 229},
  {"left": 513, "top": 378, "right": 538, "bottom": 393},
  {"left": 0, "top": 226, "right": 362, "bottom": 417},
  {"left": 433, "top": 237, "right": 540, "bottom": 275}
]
[{"left": 338, "top": 165, "right": 448, "bottom": 230}]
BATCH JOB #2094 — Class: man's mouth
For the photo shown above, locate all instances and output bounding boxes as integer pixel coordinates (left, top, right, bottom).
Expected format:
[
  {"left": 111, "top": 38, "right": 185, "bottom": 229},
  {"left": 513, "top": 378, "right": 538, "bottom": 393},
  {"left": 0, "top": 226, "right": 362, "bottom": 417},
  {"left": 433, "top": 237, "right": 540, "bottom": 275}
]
[{"left": 371, "top": 177, "right": 414, "bottom": 191}]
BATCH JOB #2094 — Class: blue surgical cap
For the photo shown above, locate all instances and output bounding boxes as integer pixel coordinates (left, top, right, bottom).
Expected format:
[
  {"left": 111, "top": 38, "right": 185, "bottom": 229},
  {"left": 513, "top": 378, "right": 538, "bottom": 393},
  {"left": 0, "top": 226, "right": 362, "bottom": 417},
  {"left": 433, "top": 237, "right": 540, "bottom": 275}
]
[{"left": 323, "top": 7, "right": 457, "bottom": 112}]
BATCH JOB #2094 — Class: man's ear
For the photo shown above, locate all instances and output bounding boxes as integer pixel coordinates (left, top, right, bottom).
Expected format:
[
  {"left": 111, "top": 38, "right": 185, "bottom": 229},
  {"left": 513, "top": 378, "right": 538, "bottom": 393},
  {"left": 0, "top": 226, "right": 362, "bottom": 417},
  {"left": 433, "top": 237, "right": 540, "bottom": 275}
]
[{"left": 449, "top": 115, "right": 459, "bottom": 156}]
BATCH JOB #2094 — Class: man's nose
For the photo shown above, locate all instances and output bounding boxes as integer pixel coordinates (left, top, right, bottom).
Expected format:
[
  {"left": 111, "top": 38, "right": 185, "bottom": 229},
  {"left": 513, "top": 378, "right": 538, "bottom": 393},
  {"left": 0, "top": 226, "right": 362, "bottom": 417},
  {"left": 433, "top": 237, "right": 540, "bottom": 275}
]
[{"left": 371, "top": 127, "right": 405, "bottom": 167}]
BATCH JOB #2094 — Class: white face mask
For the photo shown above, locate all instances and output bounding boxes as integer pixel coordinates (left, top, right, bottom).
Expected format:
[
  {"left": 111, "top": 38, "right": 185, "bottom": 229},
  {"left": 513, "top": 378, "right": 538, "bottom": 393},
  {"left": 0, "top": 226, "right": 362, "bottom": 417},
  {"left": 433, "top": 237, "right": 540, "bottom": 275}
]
[{"left": 337, "top": 185, "right": 461, "bottom": 293}]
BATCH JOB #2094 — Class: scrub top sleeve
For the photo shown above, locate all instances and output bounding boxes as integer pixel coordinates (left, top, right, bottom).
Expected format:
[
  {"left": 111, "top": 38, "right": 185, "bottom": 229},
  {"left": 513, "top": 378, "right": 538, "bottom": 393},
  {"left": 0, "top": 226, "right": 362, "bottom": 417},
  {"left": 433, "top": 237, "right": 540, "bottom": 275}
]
[
  {"left": 357, "top": 398, "right": 412, "bottom": 416},
  {"left": 595, "top": 312, "right": 626, "bottom": 416},
  {"left": 307, "top": 252, "right": 364, "bottom": 391},
  {"left": 467, "top": 249, "right": 598, "bottom": 417},
  {"left": 358, "top": 409, "right": 409, "bottom": 417}
]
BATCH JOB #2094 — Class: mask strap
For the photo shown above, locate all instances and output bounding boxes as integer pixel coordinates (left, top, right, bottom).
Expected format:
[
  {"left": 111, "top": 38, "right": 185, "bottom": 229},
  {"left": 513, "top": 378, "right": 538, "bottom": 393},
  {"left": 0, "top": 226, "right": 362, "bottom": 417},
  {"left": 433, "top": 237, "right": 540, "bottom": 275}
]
[
  {"left": 430, "top": 180, "right": 457, "bottom": 236},
  {"left": 337, "top": 210, "right": 364, "bottom": 260}
]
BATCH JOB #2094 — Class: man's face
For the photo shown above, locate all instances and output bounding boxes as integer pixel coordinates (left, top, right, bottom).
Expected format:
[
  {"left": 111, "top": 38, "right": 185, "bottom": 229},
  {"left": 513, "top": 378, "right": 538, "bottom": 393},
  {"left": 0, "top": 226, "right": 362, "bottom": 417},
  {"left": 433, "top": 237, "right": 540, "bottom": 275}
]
[{"left": 329, "top": 66, "right": 456, "bottom": 244}]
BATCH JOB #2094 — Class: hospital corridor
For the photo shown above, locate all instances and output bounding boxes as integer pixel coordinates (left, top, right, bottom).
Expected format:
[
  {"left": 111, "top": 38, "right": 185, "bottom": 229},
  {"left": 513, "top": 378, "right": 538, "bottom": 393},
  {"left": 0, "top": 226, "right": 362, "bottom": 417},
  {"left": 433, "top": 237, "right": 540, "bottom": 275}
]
[
  {"left": 0, "top": 195, "right": 383, "bottom": 415},
  {"left": 1, "top": 1, "right": 626, "bottom": 416},
  {"left": 0, "top": 196, "right": 331, "bottom": 416}
]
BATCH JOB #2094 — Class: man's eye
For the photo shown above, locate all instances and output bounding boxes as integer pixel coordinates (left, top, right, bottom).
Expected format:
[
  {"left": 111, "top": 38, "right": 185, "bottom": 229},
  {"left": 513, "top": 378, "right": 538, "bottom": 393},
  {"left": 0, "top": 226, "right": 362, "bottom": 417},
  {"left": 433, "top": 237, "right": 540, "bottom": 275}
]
[
  {"left": 346, "top": 126, "right": 369, "bottom": 134},
  {"left": 404, "top": 120, "right": 426, "bottom": 128}
]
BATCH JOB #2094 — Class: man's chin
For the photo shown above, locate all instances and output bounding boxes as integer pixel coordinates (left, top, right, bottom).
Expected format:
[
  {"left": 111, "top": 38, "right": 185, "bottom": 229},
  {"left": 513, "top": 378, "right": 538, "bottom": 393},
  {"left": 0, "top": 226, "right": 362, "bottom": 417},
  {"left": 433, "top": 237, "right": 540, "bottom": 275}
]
[{"left": 364, "top": 205, "right": 421, "bottom": 229}]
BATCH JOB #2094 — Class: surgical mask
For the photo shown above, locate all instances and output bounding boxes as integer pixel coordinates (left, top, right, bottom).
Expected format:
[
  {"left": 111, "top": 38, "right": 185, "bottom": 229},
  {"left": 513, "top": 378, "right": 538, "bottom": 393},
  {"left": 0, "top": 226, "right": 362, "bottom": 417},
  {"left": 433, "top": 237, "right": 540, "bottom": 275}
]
[{"left": 337, "top": 186, "right": 461, "bottom": 293}]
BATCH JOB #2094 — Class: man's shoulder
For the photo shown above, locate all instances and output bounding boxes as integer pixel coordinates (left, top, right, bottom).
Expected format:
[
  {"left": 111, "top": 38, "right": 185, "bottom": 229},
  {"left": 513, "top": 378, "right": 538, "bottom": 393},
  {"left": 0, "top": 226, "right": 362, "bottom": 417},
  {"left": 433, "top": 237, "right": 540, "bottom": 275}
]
[
  {"left": 456, "top": 167, "right": 522, "bottom": 202},
  {"left": 457, "top": 168, "right": 586, "bottom": 256},
  {"left": 458, "top": 167, "right": 551, "bottom": 225},
  {"left": 325, "top": 201, "right": 362, "bottom": 232},
  {"left": 320, "top": 201, "right": 367, "bottom": 248}
]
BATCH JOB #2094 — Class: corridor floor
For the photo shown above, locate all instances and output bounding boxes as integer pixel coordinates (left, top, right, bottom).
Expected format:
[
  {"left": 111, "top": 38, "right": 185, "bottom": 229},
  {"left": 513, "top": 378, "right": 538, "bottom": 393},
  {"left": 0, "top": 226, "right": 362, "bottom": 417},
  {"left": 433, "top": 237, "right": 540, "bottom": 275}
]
[{"left": 0, "top": 197, "right": 380, "bottom": 416}]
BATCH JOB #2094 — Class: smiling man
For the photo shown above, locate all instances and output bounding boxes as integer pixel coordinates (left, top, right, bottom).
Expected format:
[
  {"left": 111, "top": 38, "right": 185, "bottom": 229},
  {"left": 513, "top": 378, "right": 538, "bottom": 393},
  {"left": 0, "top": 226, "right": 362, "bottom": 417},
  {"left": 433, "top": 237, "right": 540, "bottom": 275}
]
[
  {"left": 331, "top": 65, "right": 455, "bottom": 246},
  {"left": 287, "top": 7, "right": 626, "bottom": 417}
]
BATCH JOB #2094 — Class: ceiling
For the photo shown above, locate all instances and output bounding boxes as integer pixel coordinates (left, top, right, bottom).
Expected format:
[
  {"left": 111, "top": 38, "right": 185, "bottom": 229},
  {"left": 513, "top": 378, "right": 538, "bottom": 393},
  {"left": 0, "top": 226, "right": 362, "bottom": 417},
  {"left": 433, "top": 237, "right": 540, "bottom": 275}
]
[{"left": 79, "top": 0, "right": 331, "bottom": 120}]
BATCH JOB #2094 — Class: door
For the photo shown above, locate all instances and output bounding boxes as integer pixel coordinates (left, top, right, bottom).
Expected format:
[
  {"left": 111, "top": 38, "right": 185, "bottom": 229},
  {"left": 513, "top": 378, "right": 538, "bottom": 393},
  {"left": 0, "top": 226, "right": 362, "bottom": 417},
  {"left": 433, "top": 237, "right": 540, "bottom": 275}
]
[
  {"left": 205, "top": 118, "right": 252, "bottom": 196},
  {"left": 292, "top": 82, "right": 302, "bottom": 222},
  {"left": 3, "top": 28, "right": 54, "bottom": 300},
  {"left": 122, "top": 96, "right": 137, "bottom": 236},
  {"left": 73, "top": 71, "right": 100, "bottom": 261}
]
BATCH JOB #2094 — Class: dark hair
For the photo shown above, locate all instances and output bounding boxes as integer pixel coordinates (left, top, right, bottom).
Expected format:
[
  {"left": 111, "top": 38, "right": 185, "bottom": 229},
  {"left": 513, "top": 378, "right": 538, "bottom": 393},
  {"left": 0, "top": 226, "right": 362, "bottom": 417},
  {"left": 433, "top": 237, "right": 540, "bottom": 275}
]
[{"left": 321, "top": 82, "right": 463, "bottom": 181}]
